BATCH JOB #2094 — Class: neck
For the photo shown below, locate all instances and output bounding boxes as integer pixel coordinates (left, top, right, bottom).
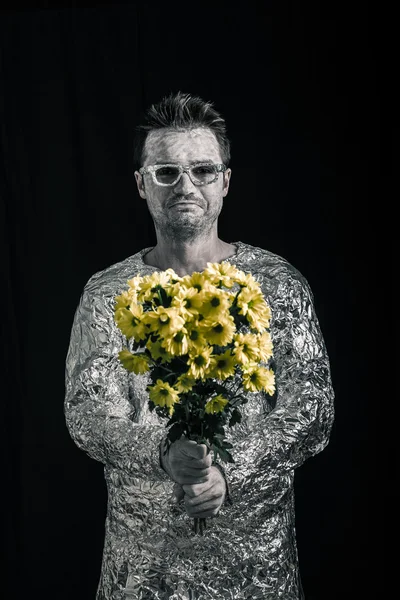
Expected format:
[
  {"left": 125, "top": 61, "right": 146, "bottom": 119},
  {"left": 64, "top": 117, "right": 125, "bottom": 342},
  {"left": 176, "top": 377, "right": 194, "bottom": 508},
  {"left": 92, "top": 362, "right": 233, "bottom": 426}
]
[{"left": 143, "top": 232, "right": 237, "bottom": 277}]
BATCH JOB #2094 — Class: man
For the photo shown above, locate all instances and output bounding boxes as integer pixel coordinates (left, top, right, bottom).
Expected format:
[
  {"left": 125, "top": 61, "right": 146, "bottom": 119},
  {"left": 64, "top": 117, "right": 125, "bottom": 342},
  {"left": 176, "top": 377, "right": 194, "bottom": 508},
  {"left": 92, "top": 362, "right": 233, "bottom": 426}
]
[{"left": 64, "top": 91, "right": 335, "bottom": 599}]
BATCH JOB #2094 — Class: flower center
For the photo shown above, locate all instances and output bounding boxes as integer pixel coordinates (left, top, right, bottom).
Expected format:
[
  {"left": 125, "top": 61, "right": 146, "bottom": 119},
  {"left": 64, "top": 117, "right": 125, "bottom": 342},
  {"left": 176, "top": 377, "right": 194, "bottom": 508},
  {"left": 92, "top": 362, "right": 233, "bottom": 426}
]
[
  {"left": 210, "top": 297, "right": 220, "bottom": 307},
  {"left": 195, "top": 355, "right": 206, "bottom": 366},
  {"left": 159, "top": 314, "right": 170, "bottom": 324},
  {"left": 174, "top": 331, "right": 184, "bottom": 343},
  {"left": 190, "top": 330, "right": 199, "bottom": 341}
]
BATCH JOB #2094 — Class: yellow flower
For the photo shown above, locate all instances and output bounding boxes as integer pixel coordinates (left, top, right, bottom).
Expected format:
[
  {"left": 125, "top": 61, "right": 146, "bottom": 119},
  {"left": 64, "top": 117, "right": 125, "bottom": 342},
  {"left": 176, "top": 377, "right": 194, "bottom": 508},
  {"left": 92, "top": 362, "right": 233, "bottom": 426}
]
[
  {"left": 233, "top": 332, "right": 260, "bottom": 364},
  {"left": 127, "top": 274, "right": 143, "bottom": 292},
  {"left": 185, "top": 321, "right": 207, "bottom": 354},
  {"left": 208, "top": 349, "right": 236, "bottom": 380},
  {"left": 148, "top": 379, "right": 180, "bottom": 416},
  {"left": 114, "top": 289, "right": 137, "bottom": 311},
  {"left": 233, "top": 271, "right": 261, "bottom": 290},
  {"left": 193, "top": 288, "right": 232, "bottom": 319},
  {"left": 161, "top": 328, "right": 190, "bottom": 356},
  {"left": 181, "top": 272, "right": 214, "bottom": 293},
  {"left": 257, "top": 331, "right": 274, "bottom": 362},
  {"left": 187, "top": 346, "right": 214, "bottom": 379},
  {"left": 205, "top": 394, "right": 229, "bottom": 414},
  {"left": 175, "top": 373, "right": 196, "bottom": 393},
  {"left": 237, "top": 287, "right": 271, "bottom": 331},
  {"left": 242, "top": 363, "right": 276, "bottom": 394},
  {"left": 137, "top": 271, "right": 176, "bottom": 303},
  {"left": 163, "top": 267, "right": 182, "bottom": 281},
  {"left": 114, "top": 304, "right": 147, "bottom": 341},
  {"left": 146, "top": 338, "right": 172, "bottom": 362},
  {"left": 199, "top": 315, "right": 236, "bottom": 347},
  {"left": 142, "top": 306, "right": 185, "bottom": 338},
  {"left": 203, "top": 262, "right": 240, "bottom": 288},
  {"left": 118, "top": 349, "right": 150, "bottom": 374},
  {"left": 171, "top": 286, "right": 201, "bottom": 320}
]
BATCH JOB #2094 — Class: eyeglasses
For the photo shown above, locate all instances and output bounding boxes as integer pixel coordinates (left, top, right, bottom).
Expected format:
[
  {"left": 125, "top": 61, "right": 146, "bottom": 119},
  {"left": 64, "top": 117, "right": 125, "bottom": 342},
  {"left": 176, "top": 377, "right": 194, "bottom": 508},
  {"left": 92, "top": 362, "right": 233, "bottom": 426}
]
[{"left": 138, "top": 163, "right": 227, "bottom": 187}]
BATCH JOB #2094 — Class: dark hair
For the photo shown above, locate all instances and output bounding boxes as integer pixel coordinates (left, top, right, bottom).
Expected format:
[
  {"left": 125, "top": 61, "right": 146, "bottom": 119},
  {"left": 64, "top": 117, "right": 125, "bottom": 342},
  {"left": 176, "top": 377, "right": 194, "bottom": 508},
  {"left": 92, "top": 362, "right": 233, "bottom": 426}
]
[{"left": 133, "top": 91, "right": 231, "bottom": 170}]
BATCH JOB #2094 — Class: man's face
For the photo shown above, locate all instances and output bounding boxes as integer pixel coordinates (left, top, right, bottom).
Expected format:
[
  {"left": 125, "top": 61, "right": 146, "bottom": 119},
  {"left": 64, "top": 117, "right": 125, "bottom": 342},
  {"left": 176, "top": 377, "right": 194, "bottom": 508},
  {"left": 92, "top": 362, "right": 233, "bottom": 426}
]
[{"left": 134, "top": 128, "right": 231, "bottom": 242}]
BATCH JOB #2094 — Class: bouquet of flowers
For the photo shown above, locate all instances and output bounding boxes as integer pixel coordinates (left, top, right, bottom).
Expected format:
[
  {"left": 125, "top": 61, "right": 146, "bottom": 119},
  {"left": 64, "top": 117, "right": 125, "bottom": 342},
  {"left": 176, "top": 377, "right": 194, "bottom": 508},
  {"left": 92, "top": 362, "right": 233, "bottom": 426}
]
[{"left": 113, "top": 262, "right": 275, "bottom": 535}]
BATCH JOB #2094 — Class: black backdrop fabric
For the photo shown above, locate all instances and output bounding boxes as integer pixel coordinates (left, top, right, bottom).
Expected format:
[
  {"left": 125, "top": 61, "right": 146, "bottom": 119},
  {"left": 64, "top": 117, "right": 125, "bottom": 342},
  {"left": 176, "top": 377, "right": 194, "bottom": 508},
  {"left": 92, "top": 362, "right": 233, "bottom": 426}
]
[{"left": 1, "top": 3, "right": 378, "bottom": 600}]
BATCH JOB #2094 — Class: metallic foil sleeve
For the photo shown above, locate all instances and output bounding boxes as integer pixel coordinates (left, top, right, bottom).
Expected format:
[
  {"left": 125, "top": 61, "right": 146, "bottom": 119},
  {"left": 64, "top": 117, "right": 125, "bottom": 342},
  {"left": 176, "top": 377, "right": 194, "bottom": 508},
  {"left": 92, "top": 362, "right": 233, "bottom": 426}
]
[{"left": 64, "top": 241, "right": 335, "bottom": 600}]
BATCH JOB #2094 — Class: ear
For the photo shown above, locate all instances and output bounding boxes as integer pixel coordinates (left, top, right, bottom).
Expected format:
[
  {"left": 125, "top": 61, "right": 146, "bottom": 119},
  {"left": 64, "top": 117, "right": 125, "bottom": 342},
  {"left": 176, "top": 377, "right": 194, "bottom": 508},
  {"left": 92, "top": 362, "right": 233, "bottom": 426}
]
[
  {"left": 222, "top": 168, "right": 231, "bottom": 197},
  {"left": 134, "top": 171, "right": 146, "bottom": 199}
]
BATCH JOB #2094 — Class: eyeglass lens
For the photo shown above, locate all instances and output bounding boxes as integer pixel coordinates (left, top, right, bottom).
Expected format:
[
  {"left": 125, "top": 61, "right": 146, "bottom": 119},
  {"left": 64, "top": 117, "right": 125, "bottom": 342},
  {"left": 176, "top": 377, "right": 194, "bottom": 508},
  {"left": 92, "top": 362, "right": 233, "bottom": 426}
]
[{"left": 154, "top": 165, "right": 217, "bottom": 185}]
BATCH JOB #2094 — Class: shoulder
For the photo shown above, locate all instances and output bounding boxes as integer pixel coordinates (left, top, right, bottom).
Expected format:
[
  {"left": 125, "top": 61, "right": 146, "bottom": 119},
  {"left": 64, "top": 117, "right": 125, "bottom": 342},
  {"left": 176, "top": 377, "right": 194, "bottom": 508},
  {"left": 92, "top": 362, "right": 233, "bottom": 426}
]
[
  {"left": 234, "top": 241, "right": 311, "bottom": 294},
  {"left": 82, "top": 247, "right": 150, "bottom": 301}
]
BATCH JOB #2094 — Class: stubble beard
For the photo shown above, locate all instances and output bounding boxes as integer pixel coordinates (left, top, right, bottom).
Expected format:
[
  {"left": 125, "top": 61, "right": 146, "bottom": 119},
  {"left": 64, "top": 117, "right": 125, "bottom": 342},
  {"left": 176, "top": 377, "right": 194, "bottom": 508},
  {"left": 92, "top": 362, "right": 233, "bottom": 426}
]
[
  {"left": 155, "top": 205, "right": 222, "bottom": 244},
  {"left": 161, "top": 213, "right": 214, "bottom": 243}
]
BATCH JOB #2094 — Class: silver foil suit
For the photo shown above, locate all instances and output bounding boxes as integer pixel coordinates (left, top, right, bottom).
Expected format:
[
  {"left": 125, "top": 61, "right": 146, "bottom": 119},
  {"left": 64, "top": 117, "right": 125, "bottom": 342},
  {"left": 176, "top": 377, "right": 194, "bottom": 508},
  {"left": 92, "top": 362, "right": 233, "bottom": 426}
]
[{"left": 64, "top": 241, "right": 335, "bottom": 600}]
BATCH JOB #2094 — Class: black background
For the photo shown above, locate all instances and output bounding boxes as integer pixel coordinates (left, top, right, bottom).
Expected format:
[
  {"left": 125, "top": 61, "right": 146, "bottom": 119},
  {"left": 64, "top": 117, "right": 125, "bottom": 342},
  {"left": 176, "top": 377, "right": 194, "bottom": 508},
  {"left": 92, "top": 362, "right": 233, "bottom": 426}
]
[{"left": 1, "top": 2, "right": 378, "bottom": 599}]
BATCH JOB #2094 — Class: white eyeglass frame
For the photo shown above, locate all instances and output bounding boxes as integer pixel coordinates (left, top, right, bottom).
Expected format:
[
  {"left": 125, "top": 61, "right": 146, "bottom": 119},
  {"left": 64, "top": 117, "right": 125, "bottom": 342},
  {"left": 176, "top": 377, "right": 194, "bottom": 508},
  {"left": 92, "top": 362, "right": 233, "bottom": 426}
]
[{"left": 138, "top": 162, "right": 227, "bottom": 187}]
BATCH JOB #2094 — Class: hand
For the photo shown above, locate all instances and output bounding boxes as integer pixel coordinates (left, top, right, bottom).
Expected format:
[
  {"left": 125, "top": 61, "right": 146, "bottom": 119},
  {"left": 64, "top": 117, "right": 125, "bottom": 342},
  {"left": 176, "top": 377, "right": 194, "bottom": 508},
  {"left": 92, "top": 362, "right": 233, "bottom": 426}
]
[
  {"left": 161, "top": 437, "right": 212, "bottom": 486},
  {"left": 174, "top": 466, "right": 226, "bottom": 519}
]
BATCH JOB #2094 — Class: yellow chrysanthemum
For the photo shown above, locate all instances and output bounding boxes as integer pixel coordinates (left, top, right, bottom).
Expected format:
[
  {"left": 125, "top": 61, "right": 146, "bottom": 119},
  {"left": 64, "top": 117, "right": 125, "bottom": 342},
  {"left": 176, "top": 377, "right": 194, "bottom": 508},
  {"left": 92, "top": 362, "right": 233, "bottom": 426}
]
[
  {"left": 127, "top": 274, "right": 143, "bottom": 292},
  {"left": 185, "top": 321, "right": 208, "bottom": 353},
  {"left": 199, "top": 315, "right": 236, "bottom": 347},
  {"left": 175, "top": 373, "right": 196, "bottom": 393},
  {"left": 192, "top": 288, "right": 232, "bottom": 319},
  {"left": 142, "top": 306, "right": 185, "bottom": 338},
  {"left": 136, "top": 271, "right": 174, "bottom": 303},
  {"left": 171, "top": 286, "right": 201, "bottom": 320},
  {"left": 181, "top": 272, "right": 214, "bottom": 293},
  {"left": 203, "top": 262, "right": 240, "bottom": 288},
  {"left": 146, "top": 338, "right": 172, "bottom": 362},
  {"left": 233, "top": 332, "right": 260, "bottom": 364},
  {"left": 205, "top": 394, "right": 229, "bottom": 414},
  {"left": 257, "top": 331, "right": 274, "bottom": 362},
  {"left": 114, "top": 304, "right": 147, "bottom": 341},
  {"left": 148, "top": 379, "right": 180, "bottom": 416},
  {"left": 136, "top": 275, "right": 157, "bottom": 302},
  {"left": 118, "top": 349, "right": 150, "bottom": 374},
  {"left": 233, "top": 271, "right": 261, "bottom": 291},
  {"left": 207, "top": 349, "right": 236, "bottom": 380},
  {"left": 161, "top": 328, "right": 190, "bottom": 356},
  {"left": 114, "top": 289, "right": 137, "bottom": 311},
  {"left": 237, "top": 287, "right": 271, "bottom": 331},
  {"left": 187, "top": 346, "right": 214, "bottom": 379},
  {"left": 242, "top": 363, "right": 276, "bottom": 394}
]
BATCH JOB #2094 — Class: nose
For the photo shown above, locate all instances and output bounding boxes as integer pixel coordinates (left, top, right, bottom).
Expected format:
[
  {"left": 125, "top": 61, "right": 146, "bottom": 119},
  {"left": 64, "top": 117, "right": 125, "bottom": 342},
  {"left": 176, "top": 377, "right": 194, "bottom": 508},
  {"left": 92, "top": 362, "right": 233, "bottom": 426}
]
[{"left": 173, "top": 171, "right": 196, "bottom": 194}]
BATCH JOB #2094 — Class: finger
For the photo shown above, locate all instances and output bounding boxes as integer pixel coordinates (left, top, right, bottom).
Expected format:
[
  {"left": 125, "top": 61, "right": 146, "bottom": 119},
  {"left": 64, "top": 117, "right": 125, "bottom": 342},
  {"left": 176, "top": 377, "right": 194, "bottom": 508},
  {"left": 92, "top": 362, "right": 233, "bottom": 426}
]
[
  {"left": 182, "top": 480, "right": 214, "bottom": 498},
  {"left": 171, "top": 455, "right": 212, "bottom": 472},
  {"left": 179, "top": 465, "right": 210, "bottom": 478},
  {"left": 178, "top": 475, "right": 210, "bottom": 486},
  {"left": 178, "top": 453, "right": 212, "bottom": 469},
  {"left": 186, "top": 487, "right": 221, "bottom": 506},
  {"left": 179, "top": 440, "right": 209, "bottom": 460},
  {"left": 186, "top": 499, "right": 220, "bottom": 518},
  {"left": 171, "top": 482, "right": 185, "bottom": 503}
]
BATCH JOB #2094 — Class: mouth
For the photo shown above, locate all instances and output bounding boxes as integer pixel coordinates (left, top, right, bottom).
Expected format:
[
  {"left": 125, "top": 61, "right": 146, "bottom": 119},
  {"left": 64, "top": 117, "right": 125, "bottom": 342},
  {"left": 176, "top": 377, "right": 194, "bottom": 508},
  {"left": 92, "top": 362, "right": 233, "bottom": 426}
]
[{"left": 170, "top": 201, "right": 200, "bottom": 207}]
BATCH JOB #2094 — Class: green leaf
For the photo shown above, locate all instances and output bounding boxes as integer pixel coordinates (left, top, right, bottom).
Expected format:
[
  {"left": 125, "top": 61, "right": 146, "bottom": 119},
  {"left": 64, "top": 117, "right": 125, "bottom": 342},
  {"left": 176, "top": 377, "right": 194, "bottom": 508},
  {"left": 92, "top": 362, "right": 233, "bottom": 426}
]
[
  {"left": 213, "top": 445, "right": 235, "bottom": 464},
  {"left": 229, "top": 408, "right": 242, "bottom": 427},
  {"left": 222, "top": 441, "right": 233, "bottom": 449},
  {"left": 168, "top": 422, "right": 185, "bottom": 443}
]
